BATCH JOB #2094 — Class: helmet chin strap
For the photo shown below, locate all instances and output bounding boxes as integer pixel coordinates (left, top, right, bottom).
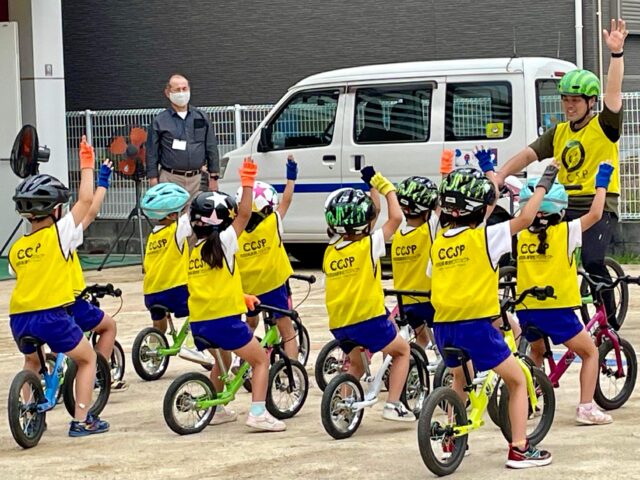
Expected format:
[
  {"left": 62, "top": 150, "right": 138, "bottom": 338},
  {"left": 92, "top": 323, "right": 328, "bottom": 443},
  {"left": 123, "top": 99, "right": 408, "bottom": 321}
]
[{"left": 570, "top": 97, "right": 595, "bottom": 129}]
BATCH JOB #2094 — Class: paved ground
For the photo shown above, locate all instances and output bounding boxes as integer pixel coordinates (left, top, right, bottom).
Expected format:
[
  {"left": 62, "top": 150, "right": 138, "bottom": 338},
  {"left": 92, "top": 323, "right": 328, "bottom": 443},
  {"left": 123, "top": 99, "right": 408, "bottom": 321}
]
[{"left": 0, "top": 265, "right": 639, "bottom": 480}]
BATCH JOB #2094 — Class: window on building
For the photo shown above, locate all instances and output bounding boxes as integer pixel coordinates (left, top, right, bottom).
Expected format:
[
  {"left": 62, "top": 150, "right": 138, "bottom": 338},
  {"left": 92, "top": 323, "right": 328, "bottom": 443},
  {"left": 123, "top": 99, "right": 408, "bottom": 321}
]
[
  {"left": 536, "top": 79, "right": 565, "bottom": 135},
  {"left": 445, "top": 82, "right": 512, "bottom": 141},
  {"left": 354, "top": 85, "right": 432, "bottom": 143},
  {"left": 622, "top": 0, "right": 640, "bottom": 34}
]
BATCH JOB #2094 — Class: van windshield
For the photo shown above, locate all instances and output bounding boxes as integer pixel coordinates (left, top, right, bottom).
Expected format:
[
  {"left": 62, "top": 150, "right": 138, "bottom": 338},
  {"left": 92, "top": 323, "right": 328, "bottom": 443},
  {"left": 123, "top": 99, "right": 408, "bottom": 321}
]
[{"left": 536, "top": 79, "right": 564, "bottom": 135}]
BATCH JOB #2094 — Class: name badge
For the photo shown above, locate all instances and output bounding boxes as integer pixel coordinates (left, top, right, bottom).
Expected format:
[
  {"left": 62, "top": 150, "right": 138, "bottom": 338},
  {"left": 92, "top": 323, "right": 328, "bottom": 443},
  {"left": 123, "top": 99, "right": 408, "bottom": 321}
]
[{"left": 172, "top": 139, "right": 187, "bottom": 151}]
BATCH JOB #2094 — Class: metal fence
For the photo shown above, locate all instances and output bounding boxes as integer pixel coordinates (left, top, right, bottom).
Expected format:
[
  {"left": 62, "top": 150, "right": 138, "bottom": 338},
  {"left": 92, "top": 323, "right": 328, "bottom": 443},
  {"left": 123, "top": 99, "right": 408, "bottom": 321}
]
[{"left": 67, "top": 94, "right": 640, "bottom": 220}]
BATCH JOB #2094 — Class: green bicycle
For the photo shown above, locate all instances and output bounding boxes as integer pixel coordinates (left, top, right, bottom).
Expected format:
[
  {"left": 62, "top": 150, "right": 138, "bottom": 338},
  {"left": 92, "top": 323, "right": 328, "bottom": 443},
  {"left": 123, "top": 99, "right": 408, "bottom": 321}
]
[
  {"left": 417, "top": 286, "right": 556, "bottom": 476},
  {"left": 162, "top": 303, "right": 309, "bottom": 435}
]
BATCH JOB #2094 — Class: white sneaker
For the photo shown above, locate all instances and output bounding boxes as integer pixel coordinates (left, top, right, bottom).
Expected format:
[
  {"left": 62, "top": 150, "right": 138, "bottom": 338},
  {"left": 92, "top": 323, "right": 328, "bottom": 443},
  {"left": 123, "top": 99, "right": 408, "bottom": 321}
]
[
  {"left": 576, "top": 404, "right": 613, "bottom": 425},
  {"left": 382, "top": 402, "right": 416, "bottom": 422},
  {"left": 245, "top": 411, "right": 286, "bottom": 432},
  {"left": 178, "top": 346, "right": 213, "bottom": 367},
  {"left": 210, "top": 406, "right": 238, "bottom": 426}
]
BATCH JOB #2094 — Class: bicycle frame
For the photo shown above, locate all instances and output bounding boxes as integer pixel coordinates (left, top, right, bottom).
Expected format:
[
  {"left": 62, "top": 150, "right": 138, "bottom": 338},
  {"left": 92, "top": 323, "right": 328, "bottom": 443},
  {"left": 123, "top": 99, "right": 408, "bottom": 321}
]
[
  {"left": 156, "top": 317, "right": 191, "bottom": 358},
  {"left": 37, "top": 351, "right": 66, "bottom": 413}
]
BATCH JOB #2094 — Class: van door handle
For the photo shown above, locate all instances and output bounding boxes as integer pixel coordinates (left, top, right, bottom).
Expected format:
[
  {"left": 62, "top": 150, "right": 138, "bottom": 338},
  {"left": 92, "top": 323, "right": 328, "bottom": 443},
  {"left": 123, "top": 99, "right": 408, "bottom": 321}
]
[
  {"left": 351, "top": 154, "right": 364, "bottom": 172},
  {"left": 322, "top": 155, "right": 336, "bottom": 169}
]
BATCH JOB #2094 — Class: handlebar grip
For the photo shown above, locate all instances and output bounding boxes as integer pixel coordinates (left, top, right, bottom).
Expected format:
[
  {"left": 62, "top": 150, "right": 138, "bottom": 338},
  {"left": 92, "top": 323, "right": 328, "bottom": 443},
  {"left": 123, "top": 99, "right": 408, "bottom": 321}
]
[
  {"left": 255, "top": 303, "right": 298, "bottom": 319},
  {"left": 289, "top": 273, "right": 316, "bottom": 284}
]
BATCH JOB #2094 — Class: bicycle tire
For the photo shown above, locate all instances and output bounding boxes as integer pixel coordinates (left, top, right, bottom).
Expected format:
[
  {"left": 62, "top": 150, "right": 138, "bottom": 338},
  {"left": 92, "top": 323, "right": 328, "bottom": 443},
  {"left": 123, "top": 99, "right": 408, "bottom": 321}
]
[
  {"left": 314, "top": 339, "right": 348, "bottom": 392},
  {"left": 594, "top": 337, "right": 637, "bottom": 410},
  {"left": 111, "top": 341, "right": 126, "bottom": 382},
  {"left": 163, "top": 372, "right": 217, "bottom": 435},
  {"left": 266, "top": 359, "right": 309, "bottom": 419},
  {"left": 132, "top": 327, "right": 170, "bottom": 381},
  {"left": 579, "top": 258, "right": 628, "bottom": 331},
  {"left": 487, "top": 377, "right": 502, "bottom": 428},
  {"left": 498, "top": 367, "right": 555, "bottom": 445},
  {"left": 401, "top": 344, "right": 430, "bottom": 417},
  {"left": 296, "top": 323, "right": 311, "bottom": 367},
  {"left": 8, "top": 370, "right": 47, "bottom": 449},
  {"left": 417, "top": 387, "right": 469, "bottom": 477},
  {"left": 63, "top": 353, "right": 111, "bottom": 418},
  {"left": 320, "top": 373, "right": 365, "bottom": 439}
]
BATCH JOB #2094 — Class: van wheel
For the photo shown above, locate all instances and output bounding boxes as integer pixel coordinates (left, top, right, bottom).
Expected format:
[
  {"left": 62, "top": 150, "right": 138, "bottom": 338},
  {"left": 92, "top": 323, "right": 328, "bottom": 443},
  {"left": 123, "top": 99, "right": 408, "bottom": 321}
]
[{"left": 286, "top": 244, "right": 325, "bottom": 267}]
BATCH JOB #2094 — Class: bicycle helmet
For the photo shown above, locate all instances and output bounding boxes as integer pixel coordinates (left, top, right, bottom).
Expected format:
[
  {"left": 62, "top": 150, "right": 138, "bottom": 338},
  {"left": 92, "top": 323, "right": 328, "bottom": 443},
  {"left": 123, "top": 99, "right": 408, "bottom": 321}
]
[
  {"left": 438, "top": 167, "right": 496, "bottom": 216},
  {"left": 190, "top": 191, "right": 238, "bottom": 235},
  {"left": 236, "top": 181, "right": 279, "bottom": 216},
  {"left": 558, "top": 69, "right": 601, "bottom": 98},
  {"left": 141, "top": 183, "right": 190, "bottom": 219},
  {"left": 519, "top": 180, "right": 568, "bottom": 216},
  {"left": 324, "top": 187, "right": 376, "bottom": 235},
  {"left": 13, "top": 174, "right": 70, "bottom": 218},
  {"left": 396, "top": 176, "right": 438, "bottom": 217}
]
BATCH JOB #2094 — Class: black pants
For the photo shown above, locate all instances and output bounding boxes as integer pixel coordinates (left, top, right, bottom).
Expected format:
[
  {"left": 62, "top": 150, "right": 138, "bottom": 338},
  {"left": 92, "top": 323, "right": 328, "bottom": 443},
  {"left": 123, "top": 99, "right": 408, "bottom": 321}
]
[{"left": 565, "top": 210, "right": 617, "bottom": 323}]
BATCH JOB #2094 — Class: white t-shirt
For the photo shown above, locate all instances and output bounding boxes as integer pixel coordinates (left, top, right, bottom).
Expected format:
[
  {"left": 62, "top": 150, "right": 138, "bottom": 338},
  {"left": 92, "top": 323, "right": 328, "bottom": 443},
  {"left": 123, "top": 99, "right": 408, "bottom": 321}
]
[
  {"left": 331, "top": 229, "right": 386, "bottom": 263},
  {"left": 427, "top": 221, "right": 512, "bottom": 277},
  {"left": 195, "top": 226, "right": 238, "bottom": 271},
  {"left": 567, "top": 219, "right": 582, "bottom": 257},
  {"left": 177, "top": 111, "right": 188, "bottom": 120},
  {"left": 399, "top": 212, "right": 440, "bottom": 240}
]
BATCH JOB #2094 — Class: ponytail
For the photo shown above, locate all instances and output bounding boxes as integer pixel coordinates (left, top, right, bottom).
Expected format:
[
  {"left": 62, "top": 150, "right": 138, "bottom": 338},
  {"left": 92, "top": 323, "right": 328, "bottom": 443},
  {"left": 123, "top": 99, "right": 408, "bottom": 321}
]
[
  {"left": 536, "top": 227, "right": 549, "bottom": 255},
  {"left": 201, "top": 230, "right": 224, "bottom": 269}
]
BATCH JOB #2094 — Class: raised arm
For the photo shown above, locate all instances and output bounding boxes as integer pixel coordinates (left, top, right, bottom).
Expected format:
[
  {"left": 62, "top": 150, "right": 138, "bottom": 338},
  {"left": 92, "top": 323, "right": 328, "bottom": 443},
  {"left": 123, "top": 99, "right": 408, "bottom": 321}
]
[
  {"left": 361, "top": 166, "right": 401, "bottom": 241},
  {"left": 509, "top": 163, "right": 559, "bottom": 235},
  {"left": 580, "top": 163, "right": 614, "bottom": 231},
  {"left": 71, "top": 135, "right": 95, "bottom": 226},
  {"left": 81, "top": 160, "right": 113, "bottom": 230},
  {"left": 603, "top": 18, "right": 628, "bottom": 113},
  {"left": 277, "top": 155, "right": 297, "bottom": 219},
  {"left": 232, "top": 157, "right": 257, "bottom": 237}
]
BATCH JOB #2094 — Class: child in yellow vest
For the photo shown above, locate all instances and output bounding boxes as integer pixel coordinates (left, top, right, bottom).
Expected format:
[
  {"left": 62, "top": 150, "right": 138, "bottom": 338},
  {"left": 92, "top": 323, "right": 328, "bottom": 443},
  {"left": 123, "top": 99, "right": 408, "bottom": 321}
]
[
  {"left": 428, "top": 164, "right": 559, "bottom": 468},
  {"left": 515, "top": 163, "right": 615, "bottom": 425},
  {"left": 323, "top": 166, "right": 414, "bottom": 422},
  {"left": 68, "top": 159, "right": 127, "bottom": 391},
  {"left": 9, "top": 136, "right": 109, "bottom": 436},
  {"left": 236, "top": 156, "right": 297, "bottom": 359},
  {"left": 392, "top": 176, "right": 440, "bottom": 349},
  {"left": 187, "top": 158, "right": 285, "bottom": 432}
]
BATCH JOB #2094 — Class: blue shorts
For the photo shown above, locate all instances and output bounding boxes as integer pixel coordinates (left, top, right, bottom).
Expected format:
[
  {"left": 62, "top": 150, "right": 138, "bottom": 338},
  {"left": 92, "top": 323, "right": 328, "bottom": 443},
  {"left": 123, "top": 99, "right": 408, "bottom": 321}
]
[
  {"left": 247, "top": 284, "right": 290, "bottom": 319},
  {"left": 144, "top": 285, "right": 189, "bottom": 321},
  {"left": 69, "top": 297, "right": 104, "bottom": 332},
  {"left": 190, "top": 315, "right": 254, "bottom": 351},
  {"left": 434, "top": 318, "right": 512, "bottom": 372},
  {"left": 405, "top": 302, "right": 435, "bottom": 329},
  {"left": 331, "top": 314, "right": 397, "bottom": 354},
  {"left": 10, "top": 307, "right": 84, "bottom": 354},
  {"left": 518, "top": 308, "right": 584, "bottom": 345}
]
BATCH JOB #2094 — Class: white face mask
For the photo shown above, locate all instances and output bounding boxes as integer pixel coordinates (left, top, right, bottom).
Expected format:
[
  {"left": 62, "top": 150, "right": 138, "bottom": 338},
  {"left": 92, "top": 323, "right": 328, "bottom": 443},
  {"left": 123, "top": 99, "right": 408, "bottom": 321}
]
[{"left": 169, "top": 91, "right": 190, "bottom": 107}]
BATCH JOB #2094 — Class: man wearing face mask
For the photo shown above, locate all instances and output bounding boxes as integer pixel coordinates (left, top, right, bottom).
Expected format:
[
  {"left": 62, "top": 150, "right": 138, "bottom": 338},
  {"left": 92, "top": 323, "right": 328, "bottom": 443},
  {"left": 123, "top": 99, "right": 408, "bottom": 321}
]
[{"left": 147, "top": 73, "right": 220, "bottom": 195}]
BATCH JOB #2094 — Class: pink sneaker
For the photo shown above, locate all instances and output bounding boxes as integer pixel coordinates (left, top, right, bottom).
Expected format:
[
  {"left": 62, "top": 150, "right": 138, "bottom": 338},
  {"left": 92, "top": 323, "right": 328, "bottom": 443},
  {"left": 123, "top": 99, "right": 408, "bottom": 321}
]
[{"left": 576, "top": 404, "right": 613, "bottom": 425}]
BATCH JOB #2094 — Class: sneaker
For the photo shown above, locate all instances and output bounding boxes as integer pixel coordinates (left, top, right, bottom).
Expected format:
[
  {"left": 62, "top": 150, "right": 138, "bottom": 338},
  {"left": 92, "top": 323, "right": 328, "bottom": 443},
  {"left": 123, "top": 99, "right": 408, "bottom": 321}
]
[
  {"left": 245, "top": 411, "right": 286, "bottom": 432},
  {"left": 382, "top": 402, "right": 416, "bottom": 423},
  {"left": 111, "top": 379, "right": 129, "bottom": 393},
  {"left": 576, "top": 404, "right": 613, "bottom": 425},
  {"left": 442, "top": 437, "right": 470, "bottom": 460},
  {"left": 506, "top": 443, "right": 552, "bottom": 469},
  {"left": 179, "top": 346, "right": 214, "bottom": 367},
  {"left": 210, "top": 406, "right": 238, "bottom": 426},
  {"left": 69, "top": 414, "right": 110, "bottom": 437}
]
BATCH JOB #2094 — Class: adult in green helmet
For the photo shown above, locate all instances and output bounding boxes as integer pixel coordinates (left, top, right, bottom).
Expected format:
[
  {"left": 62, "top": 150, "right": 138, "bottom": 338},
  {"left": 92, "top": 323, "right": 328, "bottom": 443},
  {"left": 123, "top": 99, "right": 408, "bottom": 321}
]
[{"left": 495, "top": 18, "right": 628, "bottom": 326}]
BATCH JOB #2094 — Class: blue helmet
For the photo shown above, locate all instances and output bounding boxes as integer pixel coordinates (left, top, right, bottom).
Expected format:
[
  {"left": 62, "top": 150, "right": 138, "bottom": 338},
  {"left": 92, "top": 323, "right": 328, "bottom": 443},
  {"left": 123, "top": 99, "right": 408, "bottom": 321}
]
[
  {"left": 519, "top": 180, "right": 568, "bottom": 215},
  {"left": 141, "top": 183, "right": 190, "bottom": 219}
]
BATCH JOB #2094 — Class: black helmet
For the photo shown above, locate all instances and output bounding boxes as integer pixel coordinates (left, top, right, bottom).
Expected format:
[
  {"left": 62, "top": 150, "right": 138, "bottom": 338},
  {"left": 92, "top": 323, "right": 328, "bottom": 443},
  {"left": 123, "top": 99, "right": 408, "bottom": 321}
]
[
  {"left": 439, "top": 167, "right": 496, "bottom": 216},
  {"left": 396, "top": 176, "right": 438, "bottom": 217},
  {"left": 13, "top": 174, "right": 70, "bottom": 218},
  {"left": 190, "top": 191, "right": 238, "bottom": 235},
  {"left": 324, "top": 187, "right": 376, "bottom": 235}
]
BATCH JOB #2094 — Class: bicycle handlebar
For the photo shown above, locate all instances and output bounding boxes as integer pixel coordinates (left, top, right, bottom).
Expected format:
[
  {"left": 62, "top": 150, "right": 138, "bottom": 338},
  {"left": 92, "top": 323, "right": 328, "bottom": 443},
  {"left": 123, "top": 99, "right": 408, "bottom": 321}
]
[
  {"left": 79, "top": 283, "right": 122, "bottom": 299},
  {"left": 383, "top": 288, "right": 431, "bottom": 299},
  {"left": 579, "top": 270, "right": 640, "bottom": 294},
  {"left": 254, "top": 303, "right": 298, "bottom": 319},
  {"left": 501, "top": 285, "right": 555, "bottom": 311},
  {"left": 289, "top": 273, "right": 316, "bottom": 284}
]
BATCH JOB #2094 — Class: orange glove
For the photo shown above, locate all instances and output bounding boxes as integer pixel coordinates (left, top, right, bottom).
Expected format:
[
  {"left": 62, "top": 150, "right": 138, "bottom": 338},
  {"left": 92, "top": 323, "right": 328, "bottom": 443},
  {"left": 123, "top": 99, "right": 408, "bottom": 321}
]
[
  {"left": 79, "top": 135, "right": 95, "bottom": 170},
  {"left": 243, "top": 294, "right": 260, "bottom": 311},
  {"left": 440, "top": 149, "right": 454, "bottom": 175},
  {"left": 239, "top": 157, "right": 258, "bottom": 188}
]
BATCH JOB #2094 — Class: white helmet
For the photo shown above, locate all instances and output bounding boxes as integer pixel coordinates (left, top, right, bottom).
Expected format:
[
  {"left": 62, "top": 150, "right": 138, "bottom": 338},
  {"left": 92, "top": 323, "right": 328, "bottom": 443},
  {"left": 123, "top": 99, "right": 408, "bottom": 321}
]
[{"left": 236, "top": 180, "right": 279, "bottom": 215}]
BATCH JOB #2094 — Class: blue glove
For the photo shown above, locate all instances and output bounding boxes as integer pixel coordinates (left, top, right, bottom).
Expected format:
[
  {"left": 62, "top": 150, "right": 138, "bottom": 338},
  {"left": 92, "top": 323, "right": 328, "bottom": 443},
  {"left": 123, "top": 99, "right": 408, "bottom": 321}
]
[
  {"left": 97, "top": 163, "right": 113, "bottom": 188},
  {"left": 286, "top": 158, "right": 298, "bottom": 181},
  {"left": 360, "top": 166, "right": 376, "bottom": 187},
  {"left": 595, "top": 163, "right": 615, "bottom": 189},
  {"left": 474, "top": 148, "right": 495, "bottom": 173}
]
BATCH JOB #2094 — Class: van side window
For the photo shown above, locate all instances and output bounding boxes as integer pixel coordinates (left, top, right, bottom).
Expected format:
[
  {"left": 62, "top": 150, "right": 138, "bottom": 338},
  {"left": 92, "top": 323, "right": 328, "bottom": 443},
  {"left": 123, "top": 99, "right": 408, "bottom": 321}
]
[
  {"left": 536, "top": 79, "right": 565, "bottom": 135},
  {"left": 445, "top": 82, "right": 512, "bottom": 141},
  {"left": 354, "top": 86, "right": 432, "bottom": 143},
  {"left": 267, "top": 90, "right": 340, "bottom": 150}
]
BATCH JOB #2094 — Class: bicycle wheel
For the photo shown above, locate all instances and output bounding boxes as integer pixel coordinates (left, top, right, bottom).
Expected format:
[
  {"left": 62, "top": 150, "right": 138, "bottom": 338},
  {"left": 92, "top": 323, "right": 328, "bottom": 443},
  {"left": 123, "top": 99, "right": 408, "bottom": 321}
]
[
  {"left": 163, "top": 372, "right": 217, "bottom": 435},
  {"left": 132, "top": 327, "right": 170, "bottom": 381},
  {"left": 417, "top": 387, "right": 469, "bottom": 477},
  {"left": 266, "top": 359, "right": 309, "bottom": 419},
  {"left": 320, "top": 373, "right": 365, "bottom": 439},
  {"left": 579, "top": 258, "right": 628, "bottom": 331},
  {"left": 44, "top": 352, "right": 65, "bottom": 404},
  {"left": 314, "top": 339, "right": 349, "bottom": 391},
  {"left": 487, "top": 377, "right": 503, "bottom": 428},
  {"left": 498, "top": 367, "right": 555, "bottom": 445},
  {"left": 594, "top": 337, "right": 637, "bottom": 410},
  {"left": 295, "top": 323, "right": 310, "bottom": 367},
  {"left": 110, "top": 341, "right": 126, "bottom": 382},
  {"left": 8, "top": 370, "right": 47, "bottom": 449},
  {"left": 401, "top": 345, "right": 430, "bottom": 417},
  {"left": 63, "top": 353, "right": 112, "bottom": 417}
]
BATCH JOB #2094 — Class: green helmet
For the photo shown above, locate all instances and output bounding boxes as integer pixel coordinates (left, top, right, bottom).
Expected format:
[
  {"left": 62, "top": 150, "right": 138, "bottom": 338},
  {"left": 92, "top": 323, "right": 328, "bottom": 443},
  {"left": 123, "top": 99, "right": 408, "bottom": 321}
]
[
  {"left": 558, "top": 69, "right": 600, "bottom": 98},
  {"left": 397, "top": 176, "right": 438, "bottom": 217},
  {"left": 439, "top": 167, "right": 496, "bottom": 216},
  {"left": 324, "top": 188, "right": 376, "bottom": 235}
]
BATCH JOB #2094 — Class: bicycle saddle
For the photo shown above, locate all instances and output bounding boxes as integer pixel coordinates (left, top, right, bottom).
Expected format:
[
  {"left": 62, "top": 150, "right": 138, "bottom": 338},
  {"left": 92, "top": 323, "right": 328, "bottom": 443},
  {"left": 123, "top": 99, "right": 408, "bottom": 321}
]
[
  {"left": 442, "top": 347, "right": 470, "bottom": 362},
  {"left": 149, "top": 304, "right": 169, "bottom": 319},
  {"left": 522, "top": 324, "right": 547, "bottom": 340},
  {"left": 18, "top": 336, "right": 45, "bottom": 350},
  {"left": 192, "top": 335, "right": 221, "bottom": 350}
]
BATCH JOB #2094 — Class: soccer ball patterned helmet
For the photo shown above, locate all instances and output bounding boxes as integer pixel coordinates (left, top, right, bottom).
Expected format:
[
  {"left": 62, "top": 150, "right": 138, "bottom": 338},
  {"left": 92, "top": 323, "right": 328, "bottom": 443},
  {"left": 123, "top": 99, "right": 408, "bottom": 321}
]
[{"left": 236, "top": 181, "right": 279, "bottom": 216}]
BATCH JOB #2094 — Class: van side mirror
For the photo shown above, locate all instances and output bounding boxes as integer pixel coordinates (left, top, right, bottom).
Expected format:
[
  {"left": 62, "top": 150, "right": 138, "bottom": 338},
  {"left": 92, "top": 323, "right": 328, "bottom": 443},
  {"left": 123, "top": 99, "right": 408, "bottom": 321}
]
[{"left": 257, "top": 126, "right": 273, "bottom": 152}]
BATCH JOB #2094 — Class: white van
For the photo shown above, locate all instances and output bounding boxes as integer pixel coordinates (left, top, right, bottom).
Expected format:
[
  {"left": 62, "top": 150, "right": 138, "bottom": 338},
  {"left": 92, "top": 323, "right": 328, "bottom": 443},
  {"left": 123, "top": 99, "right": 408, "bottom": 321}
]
[{"left": 220, "top": 57, "right": 575, "bottom": 256}]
